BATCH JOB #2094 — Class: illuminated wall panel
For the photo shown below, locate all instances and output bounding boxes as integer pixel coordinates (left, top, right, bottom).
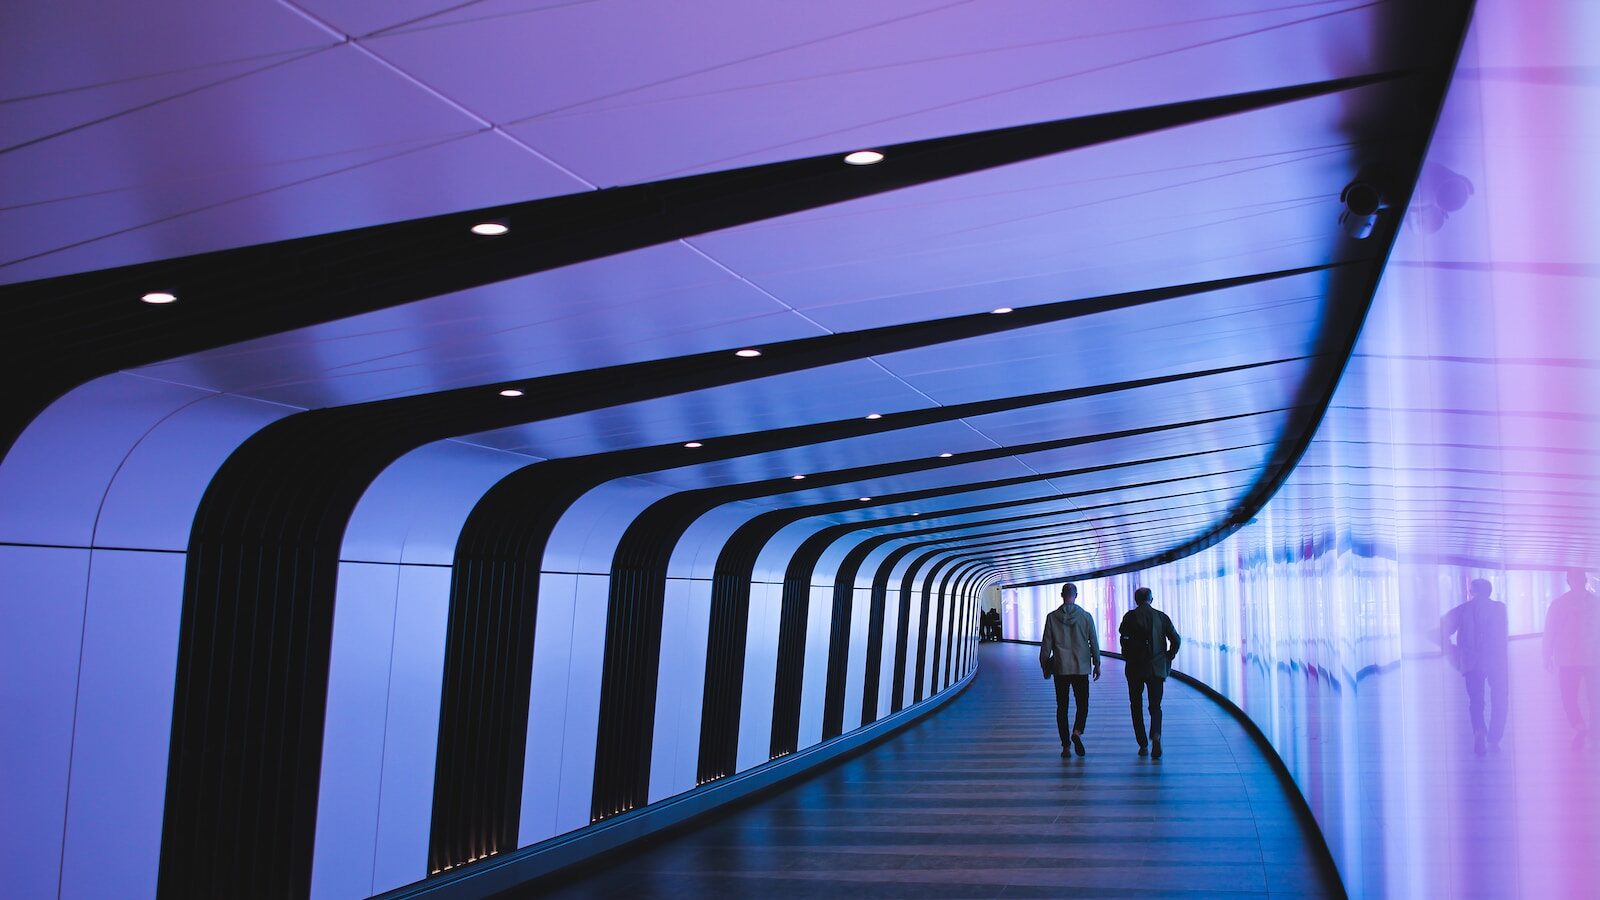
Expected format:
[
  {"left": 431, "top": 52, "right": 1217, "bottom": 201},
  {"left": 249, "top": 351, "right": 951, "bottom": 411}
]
[
  {"left": 0, "top": 546, "right": 90, "bottom": 900},
  {"left": 796, "top": 583, "right": 834, "bottom": 749},
  {"left": 1005, "top": 7, "right": 1600, "bottom": 895},
  {"left": 649, "top": 577, "right": 713, "bottom": 802},
  {"left": 372, "top": 567, "right": 451, "bottom": 894}
]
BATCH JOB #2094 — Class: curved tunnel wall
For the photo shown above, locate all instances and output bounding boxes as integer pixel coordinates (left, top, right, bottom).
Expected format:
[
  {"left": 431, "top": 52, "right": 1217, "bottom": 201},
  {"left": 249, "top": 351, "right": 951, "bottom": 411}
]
[
  {"left": 0, "top": 386, "right": 981, "bottom": 899},
  {"left": 1002, "top": 7, "right": 1600, "bottom": 895}
]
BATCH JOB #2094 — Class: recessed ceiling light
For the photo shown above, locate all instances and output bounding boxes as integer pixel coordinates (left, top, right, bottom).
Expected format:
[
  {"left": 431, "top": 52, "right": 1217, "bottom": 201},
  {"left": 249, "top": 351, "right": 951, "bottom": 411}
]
[
  {"left": 141, "top": 291, "right": 177, "bottom": 304},
  {"left": 791, "top": 474, "right": 806, "bottom": 480},
  {"left": 990, "top": 307, "right": 1014, "bottom": 314},
  {"left": 735, "top": 348, "right": 763, "bottom": 358},
  {"left": 684, "top": 441, "right": 703, "bottom": 448},
  {"left": 859, "top": 497, "right": 872, "bottom": 502},
  {"left": 471, "top": 222, "right": 509, "bottom": 236},
  {"left": 938, "top": 452, "right": 954, "bottom": 458},
  {"left": 912, "top": 512, "right": 922, "bottom": 516},
  {"left": 843, "top": 150, "right": 884, "bottom": 166},
  {"left": 498, "top": 388, "right": 524, "bottom": 397},
  {"left": 865, "top": 413, "right": 882, "bottom": 420}
]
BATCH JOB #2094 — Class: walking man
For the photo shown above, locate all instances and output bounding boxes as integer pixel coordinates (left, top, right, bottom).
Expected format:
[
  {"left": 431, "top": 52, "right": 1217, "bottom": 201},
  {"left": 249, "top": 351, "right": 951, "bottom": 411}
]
[
  {"left": 1041, "top": 583, "right": 1100, "bottom": 757},
  {"left": 1119, "top": 587, "right": 1181, "bottom": 758},
  {"left": 1544, "top": 569, "right": 1598, "bottom": 749},
  {"left": 1442, "top": 578, "right": 1509, "bottom": 756}
]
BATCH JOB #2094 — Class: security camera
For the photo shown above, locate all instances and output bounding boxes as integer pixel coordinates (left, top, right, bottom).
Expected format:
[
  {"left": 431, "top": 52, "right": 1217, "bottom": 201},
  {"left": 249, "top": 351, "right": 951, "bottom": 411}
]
[{"left": 1339, "top": 179, "right": 1389, "bottom": 239}]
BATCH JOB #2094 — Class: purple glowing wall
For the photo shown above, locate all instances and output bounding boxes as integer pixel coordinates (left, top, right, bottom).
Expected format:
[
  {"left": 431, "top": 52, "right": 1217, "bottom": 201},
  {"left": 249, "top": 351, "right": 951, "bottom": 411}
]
[{"left": 1004, "top": 4, "right": 1600, "bottom": 895}]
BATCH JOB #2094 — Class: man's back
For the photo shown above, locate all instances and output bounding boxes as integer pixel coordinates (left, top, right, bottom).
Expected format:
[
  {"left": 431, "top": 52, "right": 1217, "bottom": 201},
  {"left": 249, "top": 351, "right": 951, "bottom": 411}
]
[
  {"left": 1444, "top": 598, "right": 1508, "bottom": 674},
  {"left": 1041, "top": 605, "right": 1098, "bottom": 675},
  {"left": 1546, "top": 588, "right": 1599, "bottom": 667},
  {"left": 1119, "top": 605, "right": 1179, "bottom": 680}
]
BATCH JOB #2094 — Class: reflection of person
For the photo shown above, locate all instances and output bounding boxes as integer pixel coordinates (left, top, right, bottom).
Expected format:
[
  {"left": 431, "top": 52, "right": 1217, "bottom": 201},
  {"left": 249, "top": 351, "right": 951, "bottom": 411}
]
[
  {"left": 1040, "top": 583, "right": 1100, "bottom": 757},
  {"left": 1544, "top": 569, "right": 1599, "bottom": 750},
  {"left": 1441, "top": 578, "right": 1509, "bottom": 756},
  {"left": 1119, "top": 587, "right": 1181, "bottom": 759}
]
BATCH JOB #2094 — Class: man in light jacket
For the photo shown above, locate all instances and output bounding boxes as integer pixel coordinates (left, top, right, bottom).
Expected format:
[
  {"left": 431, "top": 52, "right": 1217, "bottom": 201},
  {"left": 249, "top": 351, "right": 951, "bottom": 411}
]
[
  {"left": 1544, "top": 569, "right": 1598, "bottom": 749},
  {"left": 1041, "top": 582, "right": 1100, "bottom": 757},
  {"left": 1119, "top": 587, "right": 1181, "bottom": 759}
]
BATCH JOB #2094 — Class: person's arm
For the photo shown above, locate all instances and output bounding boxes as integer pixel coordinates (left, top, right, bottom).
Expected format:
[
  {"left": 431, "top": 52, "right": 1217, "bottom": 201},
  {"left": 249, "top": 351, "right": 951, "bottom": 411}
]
[
  {"left": 1040, "top": 618, "right": 1055, "bottom": 675},
  {"left": 1164, "top": 613, "right": 1181, "bottom": 661},
  {"left": 1544, "top": 597, "right": 1565, "bottom": 669},
  {"left": 1440, "top": 605, "right": 1460, "bottom": 667},
  {"left": 1088, "top": 615, "right": 1101, "bottom": 680}
]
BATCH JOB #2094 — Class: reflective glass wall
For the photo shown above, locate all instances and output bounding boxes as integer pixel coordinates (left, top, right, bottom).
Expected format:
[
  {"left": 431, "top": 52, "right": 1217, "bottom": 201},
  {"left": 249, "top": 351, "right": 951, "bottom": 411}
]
[{"left": 1004, "top": 2, "right": 1600, "bottom": 896}]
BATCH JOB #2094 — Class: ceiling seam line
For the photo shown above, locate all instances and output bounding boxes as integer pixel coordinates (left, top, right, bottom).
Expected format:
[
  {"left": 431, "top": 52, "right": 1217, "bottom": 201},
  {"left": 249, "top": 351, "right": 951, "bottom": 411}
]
[{"left": 273, "top": 0, "right": 599, "bottom": 191}]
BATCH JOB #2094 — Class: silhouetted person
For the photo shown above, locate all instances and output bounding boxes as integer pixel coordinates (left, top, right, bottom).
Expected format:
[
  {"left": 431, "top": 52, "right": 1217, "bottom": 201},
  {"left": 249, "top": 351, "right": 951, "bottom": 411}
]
[
  {"left": 1119, "top": 587, "right": 1180, "bottom": 758},
  {"left": 1442, "top": 578, "right": 1509, "bottom": 756},
  {"left": 1040, "top": 582, "right": 1100, "bottom": 757},
  {"left": 986, "top": 607, "right": 1003, "bottom": 641},
  {"left": 1545, "top": 569, "right": 1599, "bottom": 749}
]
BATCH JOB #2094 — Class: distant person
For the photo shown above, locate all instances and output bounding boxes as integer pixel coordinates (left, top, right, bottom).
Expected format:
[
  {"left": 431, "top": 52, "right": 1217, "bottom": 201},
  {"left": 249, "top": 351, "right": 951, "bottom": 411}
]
[
  {"left": 985, "top": 607, "right": 1003, "bottom": 642},
  {"left": 1544, "top": 569, "right": 1599, "bottom": 749},
  {"left": 1119, "top": 587, "right": 1181, "bottom": 759},
  {"left": 1040, "top": 583, "right": 1100, "bottom": 757},
  {"left": 1442, "top": 578, "right": 1509, "bottom": 756}
]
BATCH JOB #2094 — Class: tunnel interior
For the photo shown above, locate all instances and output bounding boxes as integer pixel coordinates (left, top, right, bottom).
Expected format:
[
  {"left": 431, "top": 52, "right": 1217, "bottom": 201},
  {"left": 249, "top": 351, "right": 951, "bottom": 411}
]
[{"left": 2, "top": 1, "right": 1595, "bottom": 898}]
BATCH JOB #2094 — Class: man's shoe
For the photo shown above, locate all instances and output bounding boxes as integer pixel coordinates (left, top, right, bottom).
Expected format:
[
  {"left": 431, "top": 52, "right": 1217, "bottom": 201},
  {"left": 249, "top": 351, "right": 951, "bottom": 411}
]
[
  {"left": 1071, "top": 734, "right": 1086, "bottom": 757},
  {"left": 1474, "top": 733, "right": 1487, "bottom": 757},
  {"left": 1151, "top": 738, "right": 1163, "bottom": 759},
  {"left": 1137, "top": 744, "right": 1149, "bottom": 757},
  {"left": 1061, "top": 747, "right": 1071, "bottom": 757}
]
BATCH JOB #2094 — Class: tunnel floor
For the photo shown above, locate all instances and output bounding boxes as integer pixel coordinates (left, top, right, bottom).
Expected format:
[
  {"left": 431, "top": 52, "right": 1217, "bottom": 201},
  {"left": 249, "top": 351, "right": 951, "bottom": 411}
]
[{"left": 526, "top": 643, "right": 1342, "bottom": 898}]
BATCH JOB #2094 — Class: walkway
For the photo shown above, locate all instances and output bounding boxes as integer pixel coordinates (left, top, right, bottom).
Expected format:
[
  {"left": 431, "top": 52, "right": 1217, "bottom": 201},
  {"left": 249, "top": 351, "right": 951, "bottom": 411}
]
[{"left": 531, "top": 642, "right": 1342, "bottom": 898}]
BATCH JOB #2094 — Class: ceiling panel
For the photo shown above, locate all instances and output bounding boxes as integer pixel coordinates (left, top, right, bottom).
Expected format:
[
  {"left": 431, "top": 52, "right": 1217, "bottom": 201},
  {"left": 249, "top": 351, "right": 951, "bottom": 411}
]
[
  {"left": 466, "top": 0, "right": 1396, "bottom": 184},
  {"left": 2, "top": 1, "right": 329, "bottom": 146}
]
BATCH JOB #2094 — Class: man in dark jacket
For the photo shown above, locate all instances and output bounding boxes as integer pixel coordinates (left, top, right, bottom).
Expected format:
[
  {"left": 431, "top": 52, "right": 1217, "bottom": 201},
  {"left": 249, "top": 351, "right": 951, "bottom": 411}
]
[
  {"left": 1119, "top": 587, "right": 1181, "bottom": 758},
  {"left": 1443, "top": 578, "right": 1509, "bottom": 756}
]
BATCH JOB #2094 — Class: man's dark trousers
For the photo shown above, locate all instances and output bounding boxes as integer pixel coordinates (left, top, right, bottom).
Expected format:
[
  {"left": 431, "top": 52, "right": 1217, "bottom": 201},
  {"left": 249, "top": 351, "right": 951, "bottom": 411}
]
[
  {"left": 1053, "top": 673, "right": 1090, "bottom": 747},
  {"left": 1463, "top": 667, "right": 1508, "bottom": 742},
  {"left": 1128, "top": 676, "right": 1165, "bottom": 746},
  {"left": 1559, "top": 666, "right": 1597, "bottom": 731}
]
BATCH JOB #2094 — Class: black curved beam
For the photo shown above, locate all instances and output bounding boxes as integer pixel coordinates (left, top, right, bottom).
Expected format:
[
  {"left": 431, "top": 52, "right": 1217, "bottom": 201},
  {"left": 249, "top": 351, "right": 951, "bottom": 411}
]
[{"left": 0, "top": 71, "right": 1396, "bottom": 462}]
